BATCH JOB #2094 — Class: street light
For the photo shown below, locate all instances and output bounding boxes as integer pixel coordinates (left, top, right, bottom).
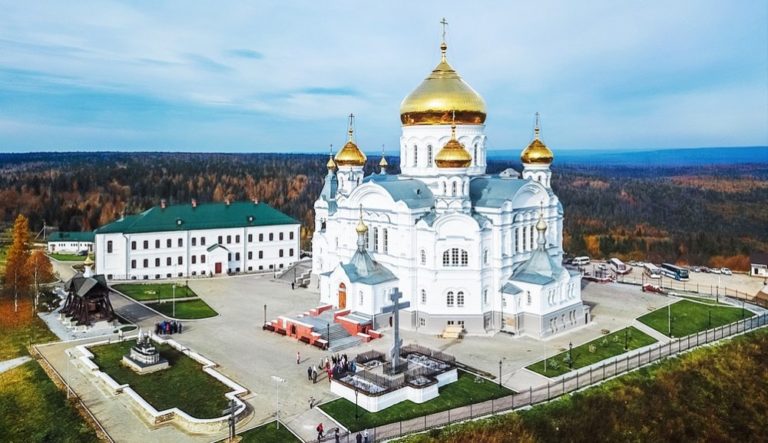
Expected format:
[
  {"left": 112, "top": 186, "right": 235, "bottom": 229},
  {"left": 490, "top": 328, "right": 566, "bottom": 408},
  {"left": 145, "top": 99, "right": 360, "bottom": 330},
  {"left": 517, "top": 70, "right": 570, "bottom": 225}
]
[
  {"left": 172, "top": 283, "right": 176, "bottom": 318},
  {"left": 568, "top": 341, "right": 573, "bottom": 369},
  {"left": 355, "top": 385, "right": 359, "bottom": 421},
  {"left": 668, "top": 301, "right": 672, "bottom": 337},
  {"left": 498, "top": 359, "right": 503, "bottom": 389},
  {"left": 263, "top": 304, "right": 267, "bottom": 326},
  {"left": 271, "top": 375, "right": 285, "bottom": 429}
]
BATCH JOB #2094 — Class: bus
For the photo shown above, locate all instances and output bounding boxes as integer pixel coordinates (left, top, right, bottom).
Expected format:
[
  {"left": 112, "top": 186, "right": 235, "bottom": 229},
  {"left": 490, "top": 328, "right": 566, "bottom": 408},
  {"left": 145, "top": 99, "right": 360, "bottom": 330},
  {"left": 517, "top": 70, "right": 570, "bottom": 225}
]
[
  {"left": 643, "top": 263, "right": 662, "bottom": 279},
  {"left": 609, "top": 258, "right": 631, "bottom": 275},
  {"left": 661, "top": 263, "right": 690, "bottom": 281},
  {"left": 572, "top": 256, "right": 590, "bottom": 266}
]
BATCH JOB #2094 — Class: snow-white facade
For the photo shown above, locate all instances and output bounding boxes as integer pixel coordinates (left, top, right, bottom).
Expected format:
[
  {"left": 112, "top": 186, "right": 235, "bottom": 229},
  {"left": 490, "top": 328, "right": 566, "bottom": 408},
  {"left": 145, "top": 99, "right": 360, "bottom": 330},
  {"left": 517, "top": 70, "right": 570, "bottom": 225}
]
[
  {"left": 95, "top": 200, "right": 300, "bottom": 281},
  {"left": 312, "top": 38, "right": 588, "bottom": 338}
]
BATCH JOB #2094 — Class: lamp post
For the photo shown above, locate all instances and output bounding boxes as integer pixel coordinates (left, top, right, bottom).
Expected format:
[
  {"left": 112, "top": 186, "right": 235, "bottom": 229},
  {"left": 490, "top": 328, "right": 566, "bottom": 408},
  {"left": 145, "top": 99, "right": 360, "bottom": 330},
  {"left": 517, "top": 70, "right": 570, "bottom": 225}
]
[
  {"left": 668, "top": 301, "right": 672, "bottom": 337},
  {"left": 271, "top": 376, "right": 285, "bottom": 429},
  {"left": 172, "top": 283, "right": 176, "bottom": 318},
  {"left": 327, "top": 323, "right": 331, "bottom": 349},
  {"left": 498, "top": 359, "right": 503, "bottom": 389},
  {"left": 355, "top": 385, "right": 359, "bottom": 421},
  {"left": 568, "top": 341, "right": 573, "bottom": 369},
  {"left": 263, "top": 304, "right": 267, "bottom": 326},
  {"left": 708, "top": 310, "right": 712, "bottom": 329},
  {"left": 624, "top": 328, "right": 629, "bottom": 351}
]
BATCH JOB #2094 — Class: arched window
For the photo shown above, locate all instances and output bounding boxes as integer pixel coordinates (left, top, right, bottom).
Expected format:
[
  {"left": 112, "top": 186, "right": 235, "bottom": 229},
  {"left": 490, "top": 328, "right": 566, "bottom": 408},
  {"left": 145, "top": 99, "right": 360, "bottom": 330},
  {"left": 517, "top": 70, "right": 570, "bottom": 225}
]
[
  {"left": 383, "top": 228, "right": 389, "bottom": 254},
  {"left": 443, "top": 248, "right": 469, "bottom": 267},
  {"left": 420, "top": 249, "right": 426, "bottom": 265},
  {"left": 413, "top": 145, "right": 418, "bottom": 166},
  {"left": 483, "top": 249, "right": 488, "bottom": 264},
  {"left": 483, "top": 289, "right": 488, "bottom": 305},
  {"left": 421, "top": 289, "right": 427, "bottom": 304},
  {"left": 427, "top": 145, "right": 433, "bottom": 166},
  {"left": 442, "top": 181, "right": 447, "bottom": 195},
  {"left": 515, "top": 228, "right": 520, "bottom": 253},
  {"left": 442, "top": 250, "right": 450, "bottom": 266},
  {"left": 473, "top": 144, "right": 478, "bottom": 166},
  {"left": 373, "top": 227, "right": 379, "bottom": 252},
  {"left": 461, "top": 250, "right": 468, "bottom": 266},
  {"left": 457, "top": 291, "right": 465, "bottom": 307},
  {"left": 452, "top": 181, "right": 457, "bottom": 196},
  {"left": 451, "top": 248, "right": 459, "bottom": 265},
  {"left": 446, "top": 291, "right": 454, "bottom": 307},
  {"left": 527, "top": 291, "right": 532, "bottom": 305},
  {"left": 522, "top": 226, "right": 528, "bottom": 251},
  {"left": 530, "top": 224, "right": 535, "bottom": 249}
]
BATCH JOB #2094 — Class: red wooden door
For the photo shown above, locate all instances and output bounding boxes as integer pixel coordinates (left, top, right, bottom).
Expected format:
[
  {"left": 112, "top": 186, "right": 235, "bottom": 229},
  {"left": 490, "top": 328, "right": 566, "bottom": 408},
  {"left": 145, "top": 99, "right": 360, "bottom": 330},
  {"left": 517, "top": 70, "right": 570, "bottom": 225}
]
[{"left": 215, "top": 262, "right": 222, "bottom": 274}]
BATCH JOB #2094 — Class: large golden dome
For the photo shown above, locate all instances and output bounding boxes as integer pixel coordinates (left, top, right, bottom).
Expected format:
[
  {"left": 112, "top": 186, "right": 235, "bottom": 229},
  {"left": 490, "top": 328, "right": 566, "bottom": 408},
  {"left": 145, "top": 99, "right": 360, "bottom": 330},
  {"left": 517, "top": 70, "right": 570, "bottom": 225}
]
[
  {"left": 521, "top": 114, "right": 554, "bottom": 165},
  {"left": 435, "top": 122, "right": 473, "bottom": 168},
  {"left": 400, "top": 42, "right": 486, "bottom": 126},
  {"left": 334, "top": 114, "right": 367, "bottom": 167}
]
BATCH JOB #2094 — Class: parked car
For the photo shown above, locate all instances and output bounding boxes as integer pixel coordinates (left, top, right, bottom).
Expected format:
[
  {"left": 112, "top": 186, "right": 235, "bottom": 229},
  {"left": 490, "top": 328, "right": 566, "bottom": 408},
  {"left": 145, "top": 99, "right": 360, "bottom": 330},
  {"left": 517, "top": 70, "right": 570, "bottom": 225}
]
[
  {"left": 711, "top": 268, "right": 722, "bottom": 274},
  {"left": 700, "top": 267, "right": 711, "bottom": 273},
  {"left": 721, "top": 267, "right": 732, "bottom": 275}
]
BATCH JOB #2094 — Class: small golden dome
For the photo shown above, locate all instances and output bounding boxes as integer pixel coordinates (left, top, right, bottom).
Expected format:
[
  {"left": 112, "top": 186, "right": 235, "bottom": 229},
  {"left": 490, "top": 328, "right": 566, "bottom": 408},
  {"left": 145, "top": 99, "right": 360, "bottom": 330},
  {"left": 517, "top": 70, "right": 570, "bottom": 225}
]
[
  {"left": 326, "top": 155, "right": 337, "bottom": 170},
  {"left": 355, "top": 205, "right": 368, "bottom": 234},
  {"left": 521, "top": 113, "right": 554, "bottom": 165},
  {"left": 400, "top": 42, "right": 486, "bottom": 126},
  {"left": 379, "top": 156, "right": 388, "bottom": 167},
  {"left": 536, "top": 212, "right": 548, "bottom": 232},
  {"left": 334, "top": 114, "right": 367, "bottom": 167},
  {"left": 435, "top": 122, "right": 472, "bottom": 168},
  {"left": 83, "top": 254, "right": 94, "bottom": 266}
]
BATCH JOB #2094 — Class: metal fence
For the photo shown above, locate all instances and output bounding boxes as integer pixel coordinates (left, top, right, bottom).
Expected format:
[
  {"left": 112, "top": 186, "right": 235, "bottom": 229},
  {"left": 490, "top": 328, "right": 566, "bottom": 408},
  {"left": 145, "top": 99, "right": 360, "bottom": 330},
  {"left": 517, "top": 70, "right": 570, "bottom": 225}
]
[
  {"left": 615, "top": 275, "right": 764, "bottom": 305},
  {"left": 312, "top": 313, "right": 768, "bottom": 443},
  {"left": 30, "top": 345, "right": 115, "bottom": 443}
]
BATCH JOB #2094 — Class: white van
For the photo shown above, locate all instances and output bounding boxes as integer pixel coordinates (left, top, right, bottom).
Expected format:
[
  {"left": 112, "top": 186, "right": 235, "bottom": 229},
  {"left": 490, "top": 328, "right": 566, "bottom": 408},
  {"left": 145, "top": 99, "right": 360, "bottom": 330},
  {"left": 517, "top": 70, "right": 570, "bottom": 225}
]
[{"left": 572, "top": 256, "right": 591, "bottom": 266}]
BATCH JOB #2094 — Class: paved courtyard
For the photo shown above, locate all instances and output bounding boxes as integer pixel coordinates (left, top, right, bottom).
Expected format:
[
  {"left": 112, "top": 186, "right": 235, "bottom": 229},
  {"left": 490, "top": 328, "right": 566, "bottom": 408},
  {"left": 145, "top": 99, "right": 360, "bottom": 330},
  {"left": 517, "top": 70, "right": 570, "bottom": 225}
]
[{"left": 39, "top": 267, "right": 759, "bottom": 442}]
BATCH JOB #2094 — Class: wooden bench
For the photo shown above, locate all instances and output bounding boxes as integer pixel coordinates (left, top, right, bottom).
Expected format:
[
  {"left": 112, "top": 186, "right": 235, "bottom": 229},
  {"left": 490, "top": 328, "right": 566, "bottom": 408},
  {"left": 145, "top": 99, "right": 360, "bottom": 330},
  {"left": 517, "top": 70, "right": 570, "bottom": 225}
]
[{"left": 441, "top": 325, "right": 464, "bottom": 339}]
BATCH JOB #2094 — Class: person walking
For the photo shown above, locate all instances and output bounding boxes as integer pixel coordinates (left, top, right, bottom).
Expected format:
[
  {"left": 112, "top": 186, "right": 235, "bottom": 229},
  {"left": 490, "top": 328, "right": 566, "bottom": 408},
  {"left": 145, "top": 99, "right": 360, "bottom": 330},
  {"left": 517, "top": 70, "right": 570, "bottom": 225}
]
[
  {"left": 296, "top": 351, "right": 301, "bottom": 365},
  {"left": 312, "top": 368, "right": 318, "bottom": 384},
  {"left": 363, "top": 430, "right": 369, "bottom": 443},
  {"left": 334, "top": 428, "right": 340, "bottom": 443},
  {"left": 307, "top": 365, "right": 312, "bottom": 381},
  {"left": 316, "top": 422, "right": 324, "bottom": 440},
  {"left": 356, "top": 432, "right": 363, "bottom": 443}
]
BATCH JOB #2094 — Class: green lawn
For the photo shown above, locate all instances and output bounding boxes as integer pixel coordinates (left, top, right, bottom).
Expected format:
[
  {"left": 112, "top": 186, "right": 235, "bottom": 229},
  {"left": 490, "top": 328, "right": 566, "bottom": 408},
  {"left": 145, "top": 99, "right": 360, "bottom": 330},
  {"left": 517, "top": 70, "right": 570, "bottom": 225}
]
[
  {"left": 526, "top": 327, "right": 657, "bottom": 377},
  {"left": 0, "top": 361, "right": 100, "bottom": 442},
  {"left": 48, "top": 252, "right": 86, "bottom": 261},
  {"left": 638, "top": 299, "right": 751, "bottom": 337},
  {"left": 320, "top": 370, "right": 513, "bottom": 432},
  {"left": 0, "top": 313, "right": 59, "bottom": 361},
  {"left": 147, "top": 299, "right": 218, "bottom": 319},
  {"left": 235, "top": 421, "right": 300, "bottom": 443},
  {"left": 113, "top": 283, "right": 198, "bottom": 301},
  {"left": 89, "top": 341, "right": 231, "bottom": 418}
]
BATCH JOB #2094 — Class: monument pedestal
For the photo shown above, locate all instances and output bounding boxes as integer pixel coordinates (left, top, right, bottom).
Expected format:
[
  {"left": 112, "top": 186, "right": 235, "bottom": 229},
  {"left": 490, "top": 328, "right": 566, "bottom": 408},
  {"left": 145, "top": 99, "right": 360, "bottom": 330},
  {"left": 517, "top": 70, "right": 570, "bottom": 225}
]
[{"left": 122, "top": 333, "right": 169, "bottom": 374}]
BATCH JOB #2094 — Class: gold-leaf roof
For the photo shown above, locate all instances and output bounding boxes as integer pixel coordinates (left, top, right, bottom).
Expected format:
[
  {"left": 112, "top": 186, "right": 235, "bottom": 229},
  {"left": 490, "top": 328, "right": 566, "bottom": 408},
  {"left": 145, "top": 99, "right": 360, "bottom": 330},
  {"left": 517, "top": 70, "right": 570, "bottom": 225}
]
[
  {"left": 334, "top": 114, "right": 366, "bottom": 167},
  {"left": 521, "top": 114, "right": 554, "bottom": 165},
  {"left": 435, "top": 122, "right": 472, "bottom": 168},
  {"left": 400, "top": 42, "right": 486, "bottom": 126}
]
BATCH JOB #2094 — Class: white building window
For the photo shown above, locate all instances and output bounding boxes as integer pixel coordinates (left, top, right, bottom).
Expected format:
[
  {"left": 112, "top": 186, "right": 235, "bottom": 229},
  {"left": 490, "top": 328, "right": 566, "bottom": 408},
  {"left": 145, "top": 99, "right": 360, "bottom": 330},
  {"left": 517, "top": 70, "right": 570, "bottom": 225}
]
[
  {"left": 483, "top": 289, "right": 488, "bottom": 305},
  {"left": 420, "top": 249, "right": 426, "bottom": 265},
  {"left": 373, "top": 227, "right": 379, "bottom": 252},
  {"left": 461, "top": 250, "right": 468, "bottom": 266},
  {"left": 530, "top": 224, "right": 535, "bottom": 248},
  {"left": 419, "top": 318, "right": 426, "bottom": 327},
  {"left": 383, "top": 228, "right": 388, "bottom": 254},
  {"left": 446, "top": 291, "right": 454, "bottom": 307},
  {"left": 427, "top": 145, "right": 433, "bottom": 166},
  {"left": 359, "top": 291, "right": 363, "bottom": 305},
  {"left": 515, "top": 228, "right": 520, "bottom": 253},
  {"left": 442, "top": 250, "right": 450, "bottom": 266},
  {"left": 483, "top": 249, "right": 488, "bottom": 264},
  {"left": 421, "top": 289, "right": 427, "bottom": 304},
  {"left": 527, "top": 291, "right": 532, "bottom": 305},
  {"left": 451, "top": 181, "right": 457, "bottom": 196},
  {"left": 413, "top": 145, "right": 418, "bottom": 166},
  {"left": 457, "top": 291, "right": 465, "bottom": 307},
  {"left": 443, "top": 248, "right": 469, "bottom": 267},
  {"left": 473, "top": 143, "right": 478, "bottom": 166}
]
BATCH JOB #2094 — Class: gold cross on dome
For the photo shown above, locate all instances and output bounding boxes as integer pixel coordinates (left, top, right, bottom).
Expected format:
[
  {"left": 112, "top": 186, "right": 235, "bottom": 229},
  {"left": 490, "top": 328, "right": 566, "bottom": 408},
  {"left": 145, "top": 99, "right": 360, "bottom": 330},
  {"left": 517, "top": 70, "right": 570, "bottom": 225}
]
[{"left": 440, "top": 18, "right": 448, "bottom": 42}]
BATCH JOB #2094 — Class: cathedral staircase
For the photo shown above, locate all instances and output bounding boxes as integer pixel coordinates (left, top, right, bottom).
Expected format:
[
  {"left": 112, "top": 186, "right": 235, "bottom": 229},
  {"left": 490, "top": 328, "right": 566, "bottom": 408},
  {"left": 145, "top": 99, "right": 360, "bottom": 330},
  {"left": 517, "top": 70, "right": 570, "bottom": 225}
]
[
  {"left": 276, "top": 260, "right": 312, "bottom": 287},
  {"left": 298, "top": 312, "right": 362, "bottom": 352}
]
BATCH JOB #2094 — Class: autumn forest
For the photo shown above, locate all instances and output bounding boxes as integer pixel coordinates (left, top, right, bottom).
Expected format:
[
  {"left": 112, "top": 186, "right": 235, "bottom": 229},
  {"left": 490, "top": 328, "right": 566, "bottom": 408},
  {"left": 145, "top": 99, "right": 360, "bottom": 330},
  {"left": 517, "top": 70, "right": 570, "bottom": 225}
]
[{"left": 0, "top": 152, "right": 766, "bottom": 270}]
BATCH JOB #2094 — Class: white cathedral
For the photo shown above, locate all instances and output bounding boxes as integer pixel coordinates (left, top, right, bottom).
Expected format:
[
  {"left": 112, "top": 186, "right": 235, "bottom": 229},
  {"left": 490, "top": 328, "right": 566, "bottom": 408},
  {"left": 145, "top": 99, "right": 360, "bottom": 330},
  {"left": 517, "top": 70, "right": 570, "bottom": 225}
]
[{"left": 311, "top": 35, "right": 589, "bottom": 338}]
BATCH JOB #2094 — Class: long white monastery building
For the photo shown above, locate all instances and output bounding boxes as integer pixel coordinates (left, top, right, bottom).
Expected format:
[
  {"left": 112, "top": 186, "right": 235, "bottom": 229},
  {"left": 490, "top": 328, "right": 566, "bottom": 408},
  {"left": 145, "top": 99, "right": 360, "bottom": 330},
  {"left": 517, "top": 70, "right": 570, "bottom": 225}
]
[
  {"left": 95, "top": 200, "right": 300, "bottom": 281},
  {"left": 312, "top": 36, "right": 589, "bottom": 338}
]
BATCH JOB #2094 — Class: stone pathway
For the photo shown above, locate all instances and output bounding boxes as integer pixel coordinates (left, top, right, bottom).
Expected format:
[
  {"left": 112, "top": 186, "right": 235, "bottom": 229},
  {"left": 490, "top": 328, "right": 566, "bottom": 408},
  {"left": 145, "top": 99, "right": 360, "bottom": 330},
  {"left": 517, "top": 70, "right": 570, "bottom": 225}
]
[
  {"left": 632, "top": 320, "right": 672, "bottom": 343},
  {"left": 0, "top": 356, "right": 32, "bottom": 374},
  {"left": 285, "top": 406, "right": 343, "bottom": 442}
]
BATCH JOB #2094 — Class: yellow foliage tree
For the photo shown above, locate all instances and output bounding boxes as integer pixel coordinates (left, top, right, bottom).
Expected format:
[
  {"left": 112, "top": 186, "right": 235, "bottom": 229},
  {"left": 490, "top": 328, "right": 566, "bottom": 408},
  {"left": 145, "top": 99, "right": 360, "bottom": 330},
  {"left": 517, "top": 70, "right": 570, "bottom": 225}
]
[
  {"left": 3, "top": 214, "right": 32, "bottom": 311},
  {"left": 27, "top": 249, "right": 54, "bottom": 313}
]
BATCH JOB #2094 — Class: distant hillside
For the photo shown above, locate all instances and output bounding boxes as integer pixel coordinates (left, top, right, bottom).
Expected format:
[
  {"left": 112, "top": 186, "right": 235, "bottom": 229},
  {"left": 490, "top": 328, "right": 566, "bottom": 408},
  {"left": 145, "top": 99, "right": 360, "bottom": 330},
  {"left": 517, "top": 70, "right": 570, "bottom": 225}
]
[
  {"left": 489, "top": 146, "right": 768, "bottom": 167},
  {"left": 1, "top": 151, "right": 766, "bottom": 268}
]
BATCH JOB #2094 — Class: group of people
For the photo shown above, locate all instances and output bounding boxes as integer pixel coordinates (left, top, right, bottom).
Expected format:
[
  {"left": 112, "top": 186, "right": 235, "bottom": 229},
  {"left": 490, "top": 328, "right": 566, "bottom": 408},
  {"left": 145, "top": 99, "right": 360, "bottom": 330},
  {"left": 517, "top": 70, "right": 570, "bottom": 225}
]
[
  {"left": 307, "top": 353, "right": 356, "bottom": 385},
  {"left": 154, "top": 320, "right": 182, "bottom": 335},
  {"left": 315, "top": 423, "right": 369, "bottom": 443}
]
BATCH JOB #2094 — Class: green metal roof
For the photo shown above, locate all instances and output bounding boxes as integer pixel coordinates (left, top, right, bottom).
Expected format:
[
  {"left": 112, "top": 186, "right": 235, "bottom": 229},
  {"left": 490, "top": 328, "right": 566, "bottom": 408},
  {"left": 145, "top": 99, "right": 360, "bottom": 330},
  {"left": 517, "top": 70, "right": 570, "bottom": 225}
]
[
  {"left": 47, "top": 231, "right": 95, "bottom": 242},
  {"left": 95, "top": 201, "right": 299, "bottom": 235}
]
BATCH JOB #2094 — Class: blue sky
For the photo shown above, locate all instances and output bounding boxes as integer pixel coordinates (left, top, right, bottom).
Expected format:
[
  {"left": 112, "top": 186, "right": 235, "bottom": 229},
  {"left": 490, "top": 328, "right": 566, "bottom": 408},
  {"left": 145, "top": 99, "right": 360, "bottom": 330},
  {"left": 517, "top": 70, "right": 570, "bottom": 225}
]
[{"left": 0, "top": 0, "right": 766, "bottom": 153}]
